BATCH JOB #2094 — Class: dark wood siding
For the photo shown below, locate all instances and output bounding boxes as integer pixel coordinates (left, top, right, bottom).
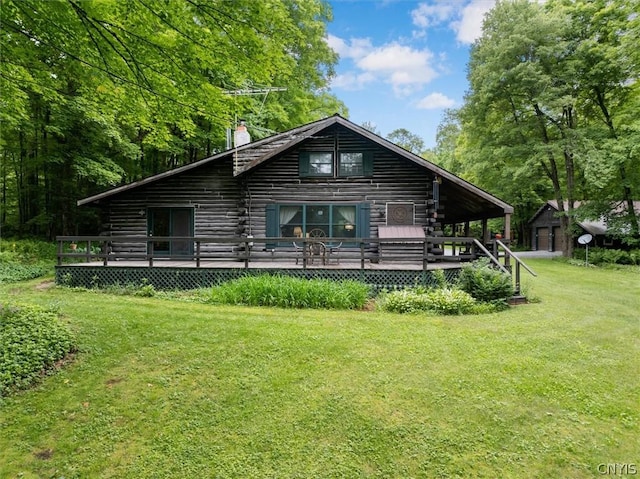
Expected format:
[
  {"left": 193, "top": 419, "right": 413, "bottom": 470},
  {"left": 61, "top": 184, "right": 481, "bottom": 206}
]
[
  {"left": 105, "top": 158, "right": 241, "bottom": 255},
  {"left": 97, "top": 126, "right": 440, "bottom": 259},
  {"left": 243, "top": 126, "right": 436, "bottom": 249}
]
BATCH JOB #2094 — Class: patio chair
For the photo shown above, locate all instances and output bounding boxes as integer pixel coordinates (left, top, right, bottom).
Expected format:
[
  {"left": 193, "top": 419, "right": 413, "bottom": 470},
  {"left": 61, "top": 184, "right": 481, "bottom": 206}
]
[
  {"left": 293, "top": 241, "right": 304, "bottom": 264},
  {"left": 309, "top": 241, "right": 326, "bottom": 265},
  {"left": 325, "top": 241, "right": 342, "bottom": 264}
]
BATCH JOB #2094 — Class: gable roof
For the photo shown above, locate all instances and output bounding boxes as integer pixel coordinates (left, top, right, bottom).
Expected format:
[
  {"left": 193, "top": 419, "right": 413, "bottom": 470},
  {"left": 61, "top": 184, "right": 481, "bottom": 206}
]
[
  {"left": 530, "top": 200, "right": 640, "bottom": 236},
  {"left": 78, "top": 114, "right": 513, "bottom": 221}
]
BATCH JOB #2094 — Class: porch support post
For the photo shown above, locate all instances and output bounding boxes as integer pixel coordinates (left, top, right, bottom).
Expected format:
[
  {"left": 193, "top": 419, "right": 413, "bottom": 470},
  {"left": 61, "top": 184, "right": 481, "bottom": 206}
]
[
  {"left": 464, "top": 222, "right": 470, "bottom": 254},
  {"left": 504, "top": 213, "right": 511, "bottom": 244},
  {"left": 482, "top": 218, "right": 489, "bottom": 244},
  {"left": 504, "top": 213, "right": 512, "bottom": 269}
]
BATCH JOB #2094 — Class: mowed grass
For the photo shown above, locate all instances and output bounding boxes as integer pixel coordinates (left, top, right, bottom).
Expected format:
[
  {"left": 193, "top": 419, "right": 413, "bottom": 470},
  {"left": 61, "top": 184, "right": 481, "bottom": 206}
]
[{"left": 0, "top": 260, "right": 638, "bottom": 478}]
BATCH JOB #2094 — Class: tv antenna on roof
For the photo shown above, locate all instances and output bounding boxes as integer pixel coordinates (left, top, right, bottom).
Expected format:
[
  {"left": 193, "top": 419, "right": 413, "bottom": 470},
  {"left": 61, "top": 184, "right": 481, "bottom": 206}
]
[{"left": 223, "top": 85, "right": 287, "bottom": 149}]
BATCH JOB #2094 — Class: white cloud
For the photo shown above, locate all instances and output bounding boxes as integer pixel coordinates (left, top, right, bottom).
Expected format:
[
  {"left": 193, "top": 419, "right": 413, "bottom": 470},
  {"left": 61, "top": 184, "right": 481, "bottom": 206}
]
[
  {"left": 410, "top": 1, "right": 496, "bottom": 45},
  {"left": 358, "top": 43, "right": 438, "bottom": 95},
  {"left": 326, "top": 34, "right": 373, "bottom": 60},
  {"left": 416, "top": 92, "right": 456, "bottom": 109},
  {"left": 451, "top": 0, "right": 495, "bottom": 44},
  {"left": 327, "top": 36, "right": 439, "bottom": 96},
  {"left": 411, "top": 2, "right": 457, "bottom": 28},
  {"left": 330, "top": 71, "right": 376, "bottom": 91}
]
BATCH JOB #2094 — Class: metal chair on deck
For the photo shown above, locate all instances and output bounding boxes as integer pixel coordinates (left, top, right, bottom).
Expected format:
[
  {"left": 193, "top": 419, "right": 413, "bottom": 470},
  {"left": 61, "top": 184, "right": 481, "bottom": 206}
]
[{"left": 325, "top": 242, "right": 342, "bottom": 264}]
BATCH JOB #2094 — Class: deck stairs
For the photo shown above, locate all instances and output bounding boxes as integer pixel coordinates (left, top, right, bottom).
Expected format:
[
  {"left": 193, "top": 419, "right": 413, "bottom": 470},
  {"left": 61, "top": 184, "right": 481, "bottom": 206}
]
[{"left": 473, "top": 239, "right": 537, "bottom": 303}]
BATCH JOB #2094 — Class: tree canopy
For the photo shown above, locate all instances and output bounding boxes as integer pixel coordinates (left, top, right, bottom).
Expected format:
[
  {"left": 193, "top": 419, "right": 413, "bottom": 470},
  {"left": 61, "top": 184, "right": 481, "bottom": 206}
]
[
  {"left": 435, "top": 0, "right": 639, "bottom": 252},
  {"left": 0, "top": 0, "right": 345, "bottom": 236}
]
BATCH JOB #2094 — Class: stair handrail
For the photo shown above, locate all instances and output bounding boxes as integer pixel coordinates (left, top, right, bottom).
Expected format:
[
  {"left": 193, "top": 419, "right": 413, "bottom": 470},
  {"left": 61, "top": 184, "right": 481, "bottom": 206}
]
[
  {"left": 495, "top": 240, "right": 537, "bottom": 277},
  {"left": 472, "top": 239, "right": 510, "bottom": 274}
]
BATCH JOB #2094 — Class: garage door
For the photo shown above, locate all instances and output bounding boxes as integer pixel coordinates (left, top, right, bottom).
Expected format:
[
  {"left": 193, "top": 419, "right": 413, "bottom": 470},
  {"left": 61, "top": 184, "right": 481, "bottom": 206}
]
[
  {"left": 552, "top": 226, "right": 564, "bottom": 252},
  {"left": 536, "top": 227, "right": 549, "bottom": 251}
]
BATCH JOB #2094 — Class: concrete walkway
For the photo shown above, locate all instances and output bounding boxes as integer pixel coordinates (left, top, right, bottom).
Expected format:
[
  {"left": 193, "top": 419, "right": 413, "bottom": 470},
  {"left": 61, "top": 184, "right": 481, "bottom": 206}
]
[{"left": 513, "top": 250, "right": 563, "bottom": 259}]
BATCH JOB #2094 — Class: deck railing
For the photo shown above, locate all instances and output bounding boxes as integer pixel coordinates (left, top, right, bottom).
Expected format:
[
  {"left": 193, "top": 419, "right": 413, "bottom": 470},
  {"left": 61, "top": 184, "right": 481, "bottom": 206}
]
[
  {"left": 56, "top": 235, "right": 536, "bottom": 294},
  {"left": 56, "top": 235, "right": 484, "bottom": 271}
]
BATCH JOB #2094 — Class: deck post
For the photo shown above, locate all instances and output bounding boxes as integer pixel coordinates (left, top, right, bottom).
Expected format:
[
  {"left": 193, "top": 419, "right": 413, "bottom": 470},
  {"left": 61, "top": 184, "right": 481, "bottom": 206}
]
[
  {"left": 422, "top": 238, "right": 428, "bottom": 271},
  {"left": 148, "top": 241, "right": 154, "bottom": 267},
  {"left": 482, "top": 219, "right": 489, "bottom": 244},
  {"left": 196, "top": 241, "right": 201, "bottom": 268},
  {"left": 360, "top": 240, "right": 365, "bottom": 270},
  {"left": 102, "top": 240, "right": 108, "bottom": 266},
  {"left": 504, "top": 213, "right": 512, "bottom": 269}
]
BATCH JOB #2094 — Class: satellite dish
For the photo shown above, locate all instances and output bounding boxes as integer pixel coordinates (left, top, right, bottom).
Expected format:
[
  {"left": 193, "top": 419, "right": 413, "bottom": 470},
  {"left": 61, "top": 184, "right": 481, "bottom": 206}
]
[{"left": 578, "top": 233, "right": 593, "bottom": 245}]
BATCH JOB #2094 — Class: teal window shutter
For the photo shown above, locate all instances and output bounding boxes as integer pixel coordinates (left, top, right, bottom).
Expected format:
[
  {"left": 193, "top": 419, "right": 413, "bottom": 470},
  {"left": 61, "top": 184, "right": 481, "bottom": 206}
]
[
  {"left": 363, "top": 152, "right": 374, "bottom": 177},
  {"left": 358, "top": 202, "right": 371, "bottom": 238},
  {"left": 265, "top": 204, "right": 278, "bottom": 248},
  {"left": 299, "top": 152, "right": 310, "bottom": 176}
]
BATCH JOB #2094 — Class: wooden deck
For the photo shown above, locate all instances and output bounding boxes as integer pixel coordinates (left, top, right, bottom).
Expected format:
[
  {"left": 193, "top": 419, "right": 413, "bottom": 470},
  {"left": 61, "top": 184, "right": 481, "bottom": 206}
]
[{"left": 54, "top": 234, "right": 520, "bottom": 291}]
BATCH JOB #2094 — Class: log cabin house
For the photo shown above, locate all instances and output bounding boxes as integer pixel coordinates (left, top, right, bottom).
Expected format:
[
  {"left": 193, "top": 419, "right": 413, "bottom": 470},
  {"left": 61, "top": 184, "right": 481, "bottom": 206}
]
[{"left": 58, "top": 115, "right": 517, "bottom": 290}]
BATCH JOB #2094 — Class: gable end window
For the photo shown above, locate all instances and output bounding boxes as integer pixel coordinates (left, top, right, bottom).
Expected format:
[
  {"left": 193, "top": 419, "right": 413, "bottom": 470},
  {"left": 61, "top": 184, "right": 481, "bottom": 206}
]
[
  {"left": 300, "top": 151, "right": 374, "bottom": 178},
  {"left": 339, "top": 151, "right": 374, "bottom": 177},
  {"left": 299, "top": 152, "right": 333, "bottom": 177},
  {"left": 339, "top": 152, "right": 363, "bottom": 176}
]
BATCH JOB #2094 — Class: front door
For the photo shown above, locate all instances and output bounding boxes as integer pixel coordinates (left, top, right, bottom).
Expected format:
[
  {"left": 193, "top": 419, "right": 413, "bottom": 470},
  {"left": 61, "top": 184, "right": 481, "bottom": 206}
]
[{"left": 148, "top": 207, "right": 194, "bottom": 256}]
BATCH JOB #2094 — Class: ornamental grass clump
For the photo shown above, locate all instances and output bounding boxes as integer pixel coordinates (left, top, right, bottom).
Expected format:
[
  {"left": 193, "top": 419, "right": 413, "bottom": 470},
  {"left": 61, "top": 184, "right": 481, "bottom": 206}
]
[
  {"left": 211, "top": 275, "right": 370, "bottom": 309},
  {"left": 0, "top": 303, "right": 76, "bottom": 396}
]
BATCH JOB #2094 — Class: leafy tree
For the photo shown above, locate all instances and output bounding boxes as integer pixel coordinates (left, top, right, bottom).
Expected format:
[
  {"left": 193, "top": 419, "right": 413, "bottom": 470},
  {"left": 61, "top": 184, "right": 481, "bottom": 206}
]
[
  {"left": 552, "top": 0, "right": 640, "bottom": 242},
  {"left": 360, "top": 121, "right": 380, "bottom": 135},
  {"left": 460, "top": 0, "right": 640, "bottom": 254},
  {"left": 386, "top": 128, "right": 425, "bottom": 155},
  {"left": 0, "top": 0, "right": 344, "bottom": 237}
]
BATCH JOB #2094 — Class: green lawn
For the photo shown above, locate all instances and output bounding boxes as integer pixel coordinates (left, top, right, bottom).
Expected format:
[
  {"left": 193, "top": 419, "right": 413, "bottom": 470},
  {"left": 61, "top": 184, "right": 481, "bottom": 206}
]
[{"left": 1, "top": 260, "right": 638, "bottom": 478}]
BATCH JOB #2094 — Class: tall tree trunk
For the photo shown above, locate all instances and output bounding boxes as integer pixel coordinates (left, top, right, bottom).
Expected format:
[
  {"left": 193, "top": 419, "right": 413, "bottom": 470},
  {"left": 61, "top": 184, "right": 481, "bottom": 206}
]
[
  {"left": 534, "top": 103, "right": 573, "bottom": 255},
  {"left": 595, "top": 87, "right": 640, "bottom": 238},
  {"left": 562, "top": 106, "right": 577, "bottom": 258}
]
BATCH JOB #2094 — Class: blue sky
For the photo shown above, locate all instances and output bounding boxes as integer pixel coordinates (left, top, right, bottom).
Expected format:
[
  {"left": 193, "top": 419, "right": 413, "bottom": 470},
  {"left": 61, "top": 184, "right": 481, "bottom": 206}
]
[{"left": 325, "top": 0, "right": 496, "bottom": 148}]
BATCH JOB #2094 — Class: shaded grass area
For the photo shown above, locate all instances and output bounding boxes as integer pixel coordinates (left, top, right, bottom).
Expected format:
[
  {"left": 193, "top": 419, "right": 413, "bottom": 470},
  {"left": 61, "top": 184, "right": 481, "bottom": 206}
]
[{"left": 0, "top": 260, "right": 638, "bottom": 478}]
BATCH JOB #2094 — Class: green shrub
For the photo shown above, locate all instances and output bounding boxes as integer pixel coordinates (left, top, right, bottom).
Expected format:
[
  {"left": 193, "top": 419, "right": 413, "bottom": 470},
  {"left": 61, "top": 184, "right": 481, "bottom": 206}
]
[
  {"left": 423, "top": 288, "right": 477, "bottom": 315},
  {"left": 575, "top": 247, "right": 640, "bottom": 266},
  {"left": 0, "top": 239, "right": 57, "bottom": 262},
  {"left": 378, "top": 288, "right": 479, "bottom": 315},
  {"left": 458, "top": 258, "right": 513, "bottom": 302},
  {"left": 377, "top": 289, "right": 431, "bottom": 314},
  {"left": 211, "top": 275, "right": 370, "bottom": 309},
  {"left": 0, "top": 303, "right": 76, "bottom": 396},
  {"left": 0, "top": 239, "right": 55, "bottom": 283},
  {"left": 0, "top": 260, "right": 51, "bottom": 283}
]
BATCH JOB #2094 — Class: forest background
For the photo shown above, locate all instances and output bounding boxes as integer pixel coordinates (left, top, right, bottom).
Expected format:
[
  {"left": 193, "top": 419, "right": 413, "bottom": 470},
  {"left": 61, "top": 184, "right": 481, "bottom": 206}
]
[{"left": 1, "top": 0, "right": 638, "bottom": 253}]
